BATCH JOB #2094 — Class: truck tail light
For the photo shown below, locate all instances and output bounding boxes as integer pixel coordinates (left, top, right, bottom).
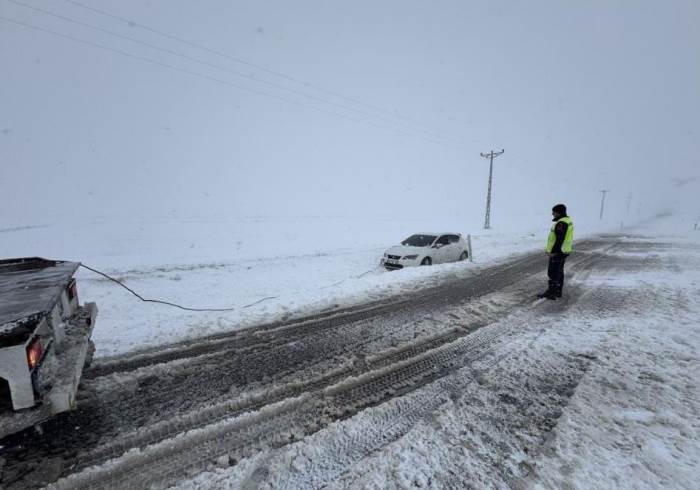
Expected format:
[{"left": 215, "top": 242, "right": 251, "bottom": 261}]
[
  {"left": 68, "top": 279, "right": 78, "bottom": 301},
  {"left": 27, "top": 340, "right": 43, "bottom": 370}
]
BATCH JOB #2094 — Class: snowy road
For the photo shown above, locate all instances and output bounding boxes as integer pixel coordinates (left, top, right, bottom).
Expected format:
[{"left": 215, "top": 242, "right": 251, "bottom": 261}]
[{"left": 1, "top": 230, "right": 698, "bottom": 489}]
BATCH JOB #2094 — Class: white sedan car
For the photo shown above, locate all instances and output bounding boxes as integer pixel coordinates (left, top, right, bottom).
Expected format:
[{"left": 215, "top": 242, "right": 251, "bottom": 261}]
[{"left": 382, "top": 233, "right": 470, "bottom": 270}]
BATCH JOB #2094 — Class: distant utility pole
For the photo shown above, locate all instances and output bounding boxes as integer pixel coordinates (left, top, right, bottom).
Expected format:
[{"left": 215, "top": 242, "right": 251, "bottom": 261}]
[
  {"left": 626, "top": 193, "right": 632, "bottom": 215},
  {"left": 480, "top": 149, "right": 505, "bottom": 229},
  {"left": 599, "top": 190, "right": 610, "bottom": 220}
]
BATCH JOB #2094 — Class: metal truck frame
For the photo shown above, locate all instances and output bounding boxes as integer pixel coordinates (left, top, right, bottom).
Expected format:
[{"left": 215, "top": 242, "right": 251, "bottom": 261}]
[{"left": 0, "top": 257, "right": 97, "bottom": 439}]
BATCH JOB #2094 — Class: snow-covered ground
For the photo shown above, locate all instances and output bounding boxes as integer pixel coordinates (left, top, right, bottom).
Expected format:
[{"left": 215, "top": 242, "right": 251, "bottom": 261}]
[
  {"left": 3, "top": 214, "right": 697, "bottom": 489},
  {"left": 0, "top": 213, "right": 620, "bottom": 357},
  {"left": 171, "top": 215, "right": 700, "bottom": 489}
]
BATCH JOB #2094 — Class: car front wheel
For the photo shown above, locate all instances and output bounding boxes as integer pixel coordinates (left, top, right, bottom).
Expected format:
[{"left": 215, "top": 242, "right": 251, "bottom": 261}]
[
  {"left": 459, "top": 251, "right": 468, "bottom": 261},
  {"left": 421, "top": 257, "right": 432, "bottom": 266}
]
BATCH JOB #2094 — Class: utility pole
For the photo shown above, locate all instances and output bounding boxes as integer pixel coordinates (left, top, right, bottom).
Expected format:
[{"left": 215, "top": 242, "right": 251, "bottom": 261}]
[
  {"left": 626, "top": 193, "right": 632, "bottom": 215},
  {"left": 480, "top": 149, "right": 504, "bottom": 229},
  {"left": 599, "top": 190, "right": 610, "bottom": 220}
]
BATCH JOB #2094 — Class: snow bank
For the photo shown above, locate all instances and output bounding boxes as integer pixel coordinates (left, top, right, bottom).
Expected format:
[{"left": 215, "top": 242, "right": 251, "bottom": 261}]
[
  {"left": 0, "top": 213, "right": 650, "bottom": 356},
  {"left": 0, "top": 216, "right": 541, "bottom": 356}
]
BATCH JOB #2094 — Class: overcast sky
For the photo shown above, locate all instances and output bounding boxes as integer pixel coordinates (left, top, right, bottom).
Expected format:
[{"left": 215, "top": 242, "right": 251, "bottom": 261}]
[{"left": 1, "top": 0, "right": 698, "bottom": 228}]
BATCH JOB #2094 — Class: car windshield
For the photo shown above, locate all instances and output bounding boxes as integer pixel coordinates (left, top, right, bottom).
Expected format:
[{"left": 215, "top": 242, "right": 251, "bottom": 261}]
[{"left": 401, "top": 235, "right": 436, "bottom": 247}]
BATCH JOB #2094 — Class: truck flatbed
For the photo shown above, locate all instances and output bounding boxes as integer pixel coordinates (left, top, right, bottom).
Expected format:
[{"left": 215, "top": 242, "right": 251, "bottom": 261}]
[{"left": 0, "top": 258, "right": 80, "bottom": 346}]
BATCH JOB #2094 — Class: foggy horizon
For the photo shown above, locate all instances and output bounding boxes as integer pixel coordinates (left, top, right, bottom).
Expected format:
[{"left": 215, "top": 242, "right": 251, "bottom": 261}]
[{"left": 1, "top": 0, "right": 698, "bottom": 227}]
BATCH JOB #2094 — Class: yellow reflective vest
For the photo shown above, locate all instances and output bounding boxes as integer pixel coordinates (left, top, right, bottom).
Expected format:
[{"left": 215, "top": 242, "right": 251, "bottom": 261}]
[{"left": 545, "top": 216, "right": 574, "bottom": 254}]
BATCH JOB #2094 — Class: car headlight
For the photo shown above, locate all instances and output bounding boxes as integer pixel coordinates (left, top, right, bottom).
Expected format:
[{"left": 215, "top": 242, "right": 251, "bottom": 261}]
[{"left": 402, "top": 255, "right": 418, "bottom": 260}]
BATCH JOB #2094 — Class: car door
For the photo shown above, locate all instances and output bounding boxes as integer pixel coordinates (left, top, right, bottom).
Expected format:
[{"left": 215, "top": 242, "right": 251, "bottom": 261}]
[
  {"left": 433, "top": 235, "right": 451, "bottom": 263},
  {"left": 446, "top": 235, "right": 463, "bottom": 261}
]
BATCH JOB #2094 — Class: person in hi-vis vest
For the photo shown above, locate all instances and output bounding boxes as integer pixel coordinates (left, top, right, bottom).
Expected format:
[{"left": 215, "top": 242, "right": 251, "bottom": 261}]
[{"left": 538, "top": 204, "right": 574, "bottom": 300}]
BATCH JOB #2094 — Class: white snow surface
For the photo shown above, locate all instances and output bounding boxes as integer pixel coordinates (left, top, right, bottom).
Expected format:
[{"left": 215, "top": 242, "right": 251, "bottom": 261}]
[
  {"left": 173, "top": 215, "right": 700, "bottom": 489},
  {"left": 0, "top": 214, "right": 617, "bottom": 357}
]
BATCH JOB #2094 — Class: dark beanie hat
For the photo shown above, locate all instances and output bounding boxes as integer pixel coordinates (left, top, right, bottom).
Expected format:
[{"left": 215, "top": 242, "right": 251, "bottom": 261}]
[{"left": 552, "top": 204, "right": 567, "bottom": 215}]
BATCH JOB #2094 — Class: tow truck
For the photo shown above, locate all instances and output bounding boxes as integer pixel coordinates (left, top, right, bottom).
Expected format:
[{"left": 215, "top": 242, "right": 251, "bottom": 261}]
[{"left": 0, "top": 258, "right": 97, "bottom": 439}]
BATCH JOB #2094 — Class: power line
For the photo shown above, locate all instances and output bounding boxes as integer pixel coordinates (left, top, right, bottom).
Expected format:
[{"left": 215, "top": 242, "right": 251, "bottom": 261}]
[
  {"left": 63, "top": 0, "right": 450, "bottom": 138},
  {"left": 81, "top": 262, "right": 281, "bottom": 310},
  {"left": 7, "top": 0, "right": 449, "bottom": 142},
  {"left": 0, "top": 14, "right": 449, "bottom": 144},
  {"left": 79, "top": 263, "right": 239, "bottom": 311}
]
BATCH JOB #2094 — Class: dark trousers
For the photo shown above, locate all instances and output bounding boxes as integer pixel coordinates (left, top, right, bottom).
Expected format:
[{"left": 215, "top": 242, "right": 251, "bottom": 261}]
[{"left": 547, "top": 253, "right": 568, "bottom": 296}]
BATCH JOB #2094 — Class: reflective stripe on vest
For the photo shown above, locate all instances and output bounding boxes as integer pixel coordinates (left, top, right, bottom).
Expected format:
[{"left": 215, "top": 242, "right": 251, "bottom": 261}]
[{"left": 545, "top": 216, "right": 574, "bottom": 253}]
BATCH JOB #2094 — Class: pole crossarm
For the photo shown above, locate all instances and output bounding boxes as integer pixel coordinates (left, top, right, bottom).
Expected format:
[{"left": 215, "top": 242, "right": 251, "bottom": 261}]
[{"left": 480, "top": 149, "right": 505, "bottom": 158}]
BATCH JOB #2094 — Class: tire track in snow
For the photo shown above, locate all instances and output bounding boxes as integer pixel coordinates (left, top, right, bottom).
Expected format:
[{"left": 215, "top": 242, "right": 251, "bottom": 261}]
[
  {"left": 252, "top": 252, "right": 659, "bottom": 489},
  {"left": 64, "top": 246, "right": 610, "bottom": 476},
  {"left": 0, "top": 240, "right": 616, "bottom": 488},
  {"left": 52, "top": 251, "right": 614, "bottom": 490}
]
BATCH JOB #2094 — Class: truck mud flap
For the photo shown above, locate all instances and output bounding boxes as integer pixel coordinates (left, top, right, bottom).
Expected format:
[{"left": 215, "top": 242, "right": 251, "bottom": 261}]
[{"left": 47, "top": 303, "right": 98, "bottom": 413}]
